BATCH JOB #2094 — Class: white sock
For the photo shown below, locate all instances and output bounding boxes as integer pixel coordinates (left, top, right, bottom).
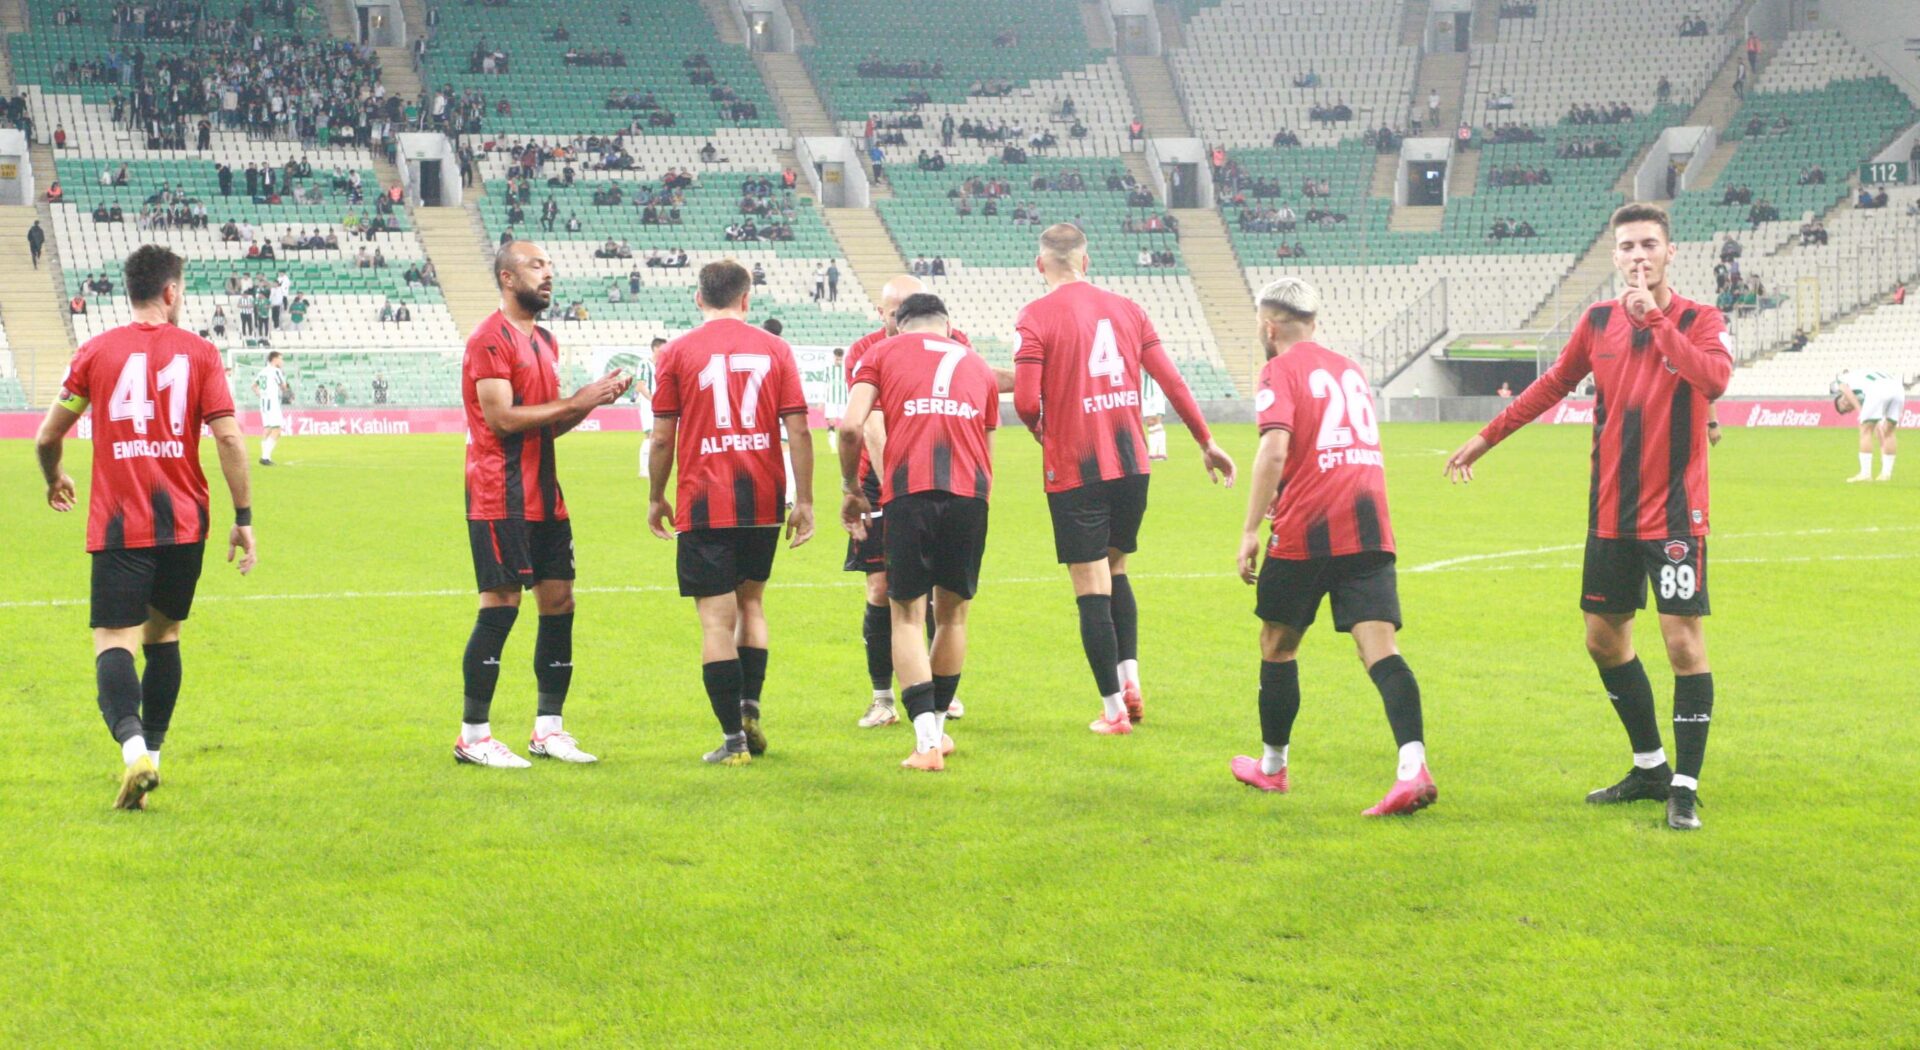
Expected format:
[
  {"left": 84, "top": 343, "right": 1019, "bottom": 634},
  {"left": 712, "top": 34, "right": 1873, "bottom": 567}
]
[
  {"left": 638, "top": 437, "right": 651, "bottom": 477},
  {"left": 1397, "top": 741, "right": 1426, "bottom": 781},
  {"left": 1100, "top": 692, "right": 1126, "bottom": 720},
  {"left": 1260, "top": 744, "right": 1287, "bottom": 775},
  {"left": 873, "top": 687, "right": 894, "bottom": 704},
  {"left": 1633, "top": 748, "right": 1668, "bottom": 769},
  {"left": 1118, "top": 659, "right": 1140, "bottom": 687},
  {"left": 1880, "top": 455, "right": 1894, "bottom": 478},
  {"left": 912, "top": 711, "right": 940, "bottom": 752},
  {"left": 262, "top": 436, "right": 276, "bottom": 459},
  {"left": 121, "top": 735, "right": 149, "bottom": 766},
  {"left": 462, "top": 722, "right": 490, "bottom": 744},
  {"left": 1671, "top": 773, "right": 1699, "bottom": 790},
  {"left": 147, "top": 750, "right": 161, "bottom": 770},
  {"left": 534, "top": 714, "right": 562, "bottom": 737},
  {"left": 1860, "top": 452, "right": 1873, "bottom": 475},
  {"left": 934, "top": 710, "right": 947, "bottom": 741}
]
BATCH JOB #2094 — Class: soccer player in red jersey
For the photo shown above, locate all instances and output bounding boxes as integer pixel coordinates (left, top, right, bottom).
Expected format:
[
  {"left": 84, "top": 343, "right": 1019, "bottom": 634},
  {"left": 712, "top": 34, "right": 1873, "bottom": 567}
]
[
  {"left": 1445, "top": 203, "right": 1731, "bottom": 831},
  {"left": 1012, "top": 224, "right": 1236, "bottom": 733},
  {"left": 33, "top": 245, "right": 257, "bottom": 810},
  {"left": 456, "top": 241, "right": 630, "bottom": 769},
  {"left": 1230, "top": 279, "right": 1434, "bottom": 816},
  {"left": 648, "top": 260, "right": 814, "bottom": 766},
  {"left": 838, "top": 293, "right": 998, "bottom": 771}
]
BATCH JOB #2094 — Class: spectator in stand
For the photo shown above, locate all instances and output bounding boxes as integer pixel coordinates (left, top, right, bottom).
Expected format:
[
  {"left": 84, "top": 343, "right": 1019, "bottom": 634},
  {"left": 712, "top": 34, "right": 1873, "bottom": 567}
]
[
  {"left": 372, "top": 374, "right": 389, "bottom": 403},
  {"left": 1895, "top": 282, "right": 1908, "bottom": 307}
]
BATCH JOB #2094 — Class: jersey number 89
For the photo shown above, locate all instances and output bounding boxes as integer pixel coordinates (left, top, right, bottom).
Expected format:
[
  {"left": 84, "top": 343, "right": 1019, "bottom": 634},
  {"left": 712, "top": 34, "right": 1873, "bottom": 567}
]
[{"left": 1658, "top": 564, "right": 1697, "bottom": 600}]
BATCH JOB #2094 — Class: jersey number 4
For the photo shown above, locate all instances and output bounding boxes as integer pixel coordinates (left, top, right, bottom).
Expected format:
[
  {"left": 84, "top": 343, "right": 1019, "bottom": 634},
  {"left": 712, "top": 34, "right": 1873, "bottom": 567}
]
[
  {"left": 696, "top": 353, "right": 772, "bottom": 429},
  {"left": 1309, "top": 368, "right": 1379, "bottom": 449},
  {"left": 109, "top": 354, "right": 191, "bottom": 436},
  {"left": 1088, "top": 319, "right": 1126, "bottom": 387}
]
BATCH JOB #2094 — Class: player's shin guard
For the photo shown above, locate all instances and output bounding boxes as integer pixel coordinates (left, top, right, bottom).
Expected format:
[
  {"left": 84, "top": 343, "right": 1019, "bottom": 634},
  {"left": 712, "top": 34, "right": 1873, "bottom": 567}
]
[
  {"left": 96, "top": 648, "right": 144, "bottom": 745},
  {"left": 1075, "top": 594, "right": 1123, "bottom": 699},
  {"left": 1368, "top": 655, "right": 1424, "bottom": 746},
  {"left": 702, "top": 660, "right": 745, "bottom": 735},
  {"left": 1598, "top": 657, "right": 1664, "bottom": 756},
  {"left": 1110, "top": 574, "right": 1139, "bottom": 666},
  {"left": 462, "top": 606, "right": 518, "bottom": 725},
  {"left": 863, "top": 602, "right": 892, "bottom": 691},
  {"left": 533, "top": 612, "right": 573, "bottom": 717},
  {"left": 140, "top": 642, "right": 182, "bottom": 752},
  {"left": 738, "top": 646, "right": 768, "bottom": 709},
  {"left": 932, "top": 673, "right": 961, "bottom": 714},
  {"left": 1258, "top": 659, "right": 1300, "bottom": 748},
  {"left": 1671, "top": 673, "right": 1714, "bottom": 784}
]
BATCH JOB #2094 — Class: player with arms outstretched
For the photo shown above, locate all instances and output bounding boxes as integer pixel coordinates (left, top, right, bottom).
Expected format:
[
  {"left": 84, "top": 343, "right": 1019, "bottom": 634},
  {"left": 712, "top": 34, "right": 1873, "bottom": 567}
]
[
  {"left": 1013, "top": 224, "right": 1236, "bottom": 733},
  {"left": 1445, "top": 203, "right": 1731, "bottom": 830},
  {"left": 838, "top": 293, "right": 998, "bottom": 771},
  {"left": 1833, "top": 367, "right": 1902, "bottom": 482},
  {"left": 649, "top": 260, "right": 814, "bottom": 766},
  {"left": 456, "top": 241, "right": 630, "bottom": 768},
  {"left": 34, "top": 244, "right": 257, "bottom": 810},
  {"left": 1230, "top": 279, "right": 1433, "bottom": 815}
]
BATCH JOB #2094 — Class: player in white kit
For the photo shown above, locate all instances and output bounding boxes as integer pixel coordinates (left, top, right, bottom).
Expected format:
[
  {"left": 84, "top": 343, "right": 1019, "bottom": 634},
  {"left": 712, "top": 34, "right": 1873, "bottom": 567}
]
[
  {"left": 1140, "top": 372, "right": 1170, "bottom": 460},
  {"left": 251, "top": 350, "right": 288, "bottom": 465},
  {"left": 1834, "top": 368, "right": 1904, "bottom": 482},
  {"left": 636, "top": 336, "right": 663, "bottom": 478}
]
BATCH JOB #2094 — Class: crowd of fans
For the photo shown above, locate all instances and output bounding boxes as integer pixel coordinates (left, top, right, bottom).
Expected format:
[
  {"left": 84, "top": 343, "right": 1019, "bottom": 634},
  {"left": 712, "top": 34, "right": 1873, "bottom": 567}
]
[
  {"left": 1487, "top": 165, "right": 1553, "bottom": 188},
  {"left": 1487, "top": 217, "right": 1538, "bottom": 241},
  {"left": 1565, "top": 102, "right": 1637, "bottom": 125},
  {"left": 1556, "top": 136, "right": 1625, "bottom": 159}
]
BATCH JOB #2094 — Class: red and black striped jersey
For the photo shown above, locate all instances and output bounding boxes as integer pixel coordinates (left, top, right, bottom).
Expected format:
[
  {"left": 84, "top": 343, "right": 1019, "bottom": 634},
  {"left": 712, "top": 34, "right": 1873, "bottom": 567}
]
[
  {"left": 852, "top": 330, "right": 999, "bottom": 503},
  {"left": 1256, "top": 342, "right": 1394, "bottom": 559},
  {"left": 1012, "top": 280, "right": 1211, "bottom": 493},
  {"left": 653, "top": 317, "right": 808, "bottom": 531},
  {"left": 845, "top": 324, "right": 969, "bottom": 485},
  {"left": 1482, "top": 292, "right": 1731, "bottom": 539},
  {"left": 57, "top": 323, "right": 235, "bottom": 552},
  {"left": 463, "top": 310, "right": 567, "bottom": 521}
]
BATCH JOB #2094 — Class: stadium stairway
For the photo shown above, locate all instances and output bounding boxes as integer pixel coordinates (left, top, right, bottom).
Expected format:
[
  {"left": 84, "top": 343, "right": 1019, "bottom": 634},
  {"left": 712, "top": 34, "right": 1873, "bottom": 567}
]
[
  {"left": 414, "top": 206, "right": 499, "bottom": 336},
  {"left": 0, "top": 0, "right": 24, "bottom": 33},
  {"left": 821, "top": 208, "right": 903, "bottom": 310},
  {"left": 699, "top": 0, "right": 746, "bottom": 45},
  {"left": 1080, "top": 2, "right": 1114, "bottom": 49},
  {"left": 1414, "top": 50, "right": 1468, "bottom": 135},
  {"left": 1171, "top": 207, "right": 1259, "bottom": 392},
  {"left": 0, "top": 197, "right": 80, "bottom": 404},
  {"left": 1472, "top": 0, "right": 1500, "bottom": 45},
  {"left": 752, "top": 52, "right": 838, "bottom": 140},
  {"left": 1370, "top": 154, "right": 1398, "bottom": 200},
  {"left": 1671, "top": 28, "right": 1771, "bottom": 192},
  {"left": 1448, "top": 145, "right": 1480, "bottom": 198},
  {"left": 1153, "top": 2, "right": 1184, "bottom": 49},
  {"left": 1119, "top": 55, "right": 1193, "bottom": 139},
  {"left": 1400, "top": 0, "right": 1430, "bottom": 48},
  {"left": 782, "top": 1, "right": 814, "bottom": 47},
  {"left": 1124, "top": 151, "right": 1157, "bottom": 197}
]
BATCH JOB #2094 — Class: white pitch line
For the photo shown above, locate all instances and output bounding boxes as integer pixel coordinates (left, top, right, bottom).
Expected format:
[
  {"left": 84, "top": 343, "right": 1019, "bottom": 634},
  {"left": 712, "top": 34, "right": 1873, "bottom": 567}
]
[
  {"left": 1403, "top": 524, "right": 1920, "bottom": 573},
  {"left": 1413, "top": 551, "right": 1920, "bottom": 573}
]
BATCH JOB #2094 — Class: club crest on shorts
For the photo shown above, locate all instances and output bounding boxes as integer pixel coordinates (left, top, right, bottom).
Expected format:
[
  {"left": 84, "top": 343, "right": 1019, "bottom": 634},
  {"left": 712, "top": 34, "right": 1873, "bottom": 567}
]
[{"left": 1664, "top": 540, "right": 1690, "bottom": 564}]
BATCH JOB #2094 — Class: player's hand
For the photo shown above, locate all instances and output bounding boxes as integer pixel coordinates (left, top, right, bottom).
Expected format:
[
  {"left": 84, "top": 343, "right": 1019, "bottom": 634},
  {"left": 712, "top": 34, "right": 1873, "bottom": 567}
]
[
  {"left": 1237, "top": 529, "right": 1262, "bottom": 585},
  {"left": 786, "top": 501, "right": 815, "bottom": 548},
  {"left": 1443, "top": 435, "right": 1489, "bottom": 483},
  {"left": 228, "top": 524, "right": 256, "bottom": 575},
  {"left": 841, "top": 490, "right": 872, "bottom": 540},
  {"left": 647, "top": 497, "right": 675, "bottom": 539},
  {"left": 46, "top": 474, "right": 76, "bottom": 512},
  {"left": 573, "top": 370, "right": 628, "bottom": 409},
  {"left": 1708, "top": 425, "right": 1721, "bottom": 447},
  {"left": 1621, "top": 268, "right": 1658, "bottom": 322},
  {"left": 1200, "top": 441, "right": 1237, "bottom": 487}
]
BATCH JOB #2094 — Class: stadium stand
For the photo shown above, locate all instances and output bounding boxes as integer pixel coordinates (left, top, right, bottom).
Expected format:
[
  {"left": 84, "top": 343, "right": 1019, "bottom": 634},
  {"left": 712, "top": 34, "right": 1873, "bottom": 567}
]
[
  {"left": 0, "top": 341, "right": 22, "bottom": 411},
  {"left": 1724, "top": 301, "right": 1920, "bottom": 397}
]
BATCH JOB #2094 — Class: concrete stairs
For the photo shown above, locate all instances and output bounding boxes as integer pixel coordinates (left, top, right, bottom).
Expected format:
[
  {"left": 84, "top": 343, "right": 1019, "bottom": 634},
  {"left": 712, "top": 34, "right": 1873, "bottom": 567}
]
[
  {"left": 398, "top": 0, "right": 427, "bottom": 35},
  {"left": 1370, "top": 153, "right": 1398, "bottom": 199},
  {"left": 1081, "top": 2, "right": 1114, "bottom": 49},
  {"left": 1388, "top": 203, "right": 1445, "bottom": 233},
  {"left": 0, "top": 200, "right": 80, "bottom": 403},
  {"left": 1447, "top": 145, "right": 1480, "bottom": 198},
  {"left": 1400, "top": 0, "right": 1430, "bottom": 47},
  {"left": 821, "top": 208, "right": 904, "bottom": 310},
  {"left": 1118, "top": 55, "right": 1193, "bottom": 139},
  {"left": 413, "top": 204, "right": 500, "bottom": 335},
  {"left": 1171, "top": 207, "right": 1259, "bottom": 393},
  {"left": 1412, "top": 50, "right": 1467, "bottom": 135},
  {"left": 0, "top": 0, "right": 27, "bottom": 33},
  {"left": 774, "top": 148, "right": 813, "bottom": 200},
  {"left": 1687, "top": 142, "right": 1740, "bottom": 190},
  {"left": 753, "top": 51, "right": 837, "bottom": 139},
  {"left": 1124, "top": 151, "right": 1158, "bottom": 199},
  {"left": 1154, "top": 2, "right": 1184, "bottom": 49},
  {"left": 1523, "top": 235, "right": 1617, "bottom": 330},
  {"left": 698, "top": 0, "right": 744, "bottom": 45},
  {"left": 1471, "top": 0, "right": 1499, "bottom": 44},
  {"left": 781, "top": 1, "right": 813, "bottom": 47}
]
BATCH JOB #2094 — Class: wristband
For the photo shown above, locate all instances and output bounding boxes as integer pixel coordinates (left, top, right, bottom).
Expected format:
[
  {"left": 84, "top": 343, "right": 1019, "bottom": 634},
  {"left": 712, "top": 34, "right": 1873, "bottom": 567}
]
[
  {"left": 234, "top": 507, "right": 252, "bottom": 527},
  {"left": 1706, "top": 421, "right": 1719, "bottom": 429}
]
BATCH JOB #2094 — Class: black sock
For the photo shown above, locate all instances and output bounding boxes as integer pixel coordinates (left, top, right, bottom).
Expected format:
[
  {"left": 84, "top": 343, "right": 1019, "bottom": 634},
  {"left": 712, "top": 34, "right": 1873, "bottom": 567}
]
[
  {"left": 1258, "top": 659, "right": 1300, "bottom": 748},
  {"left": 862, "top": 602, "right": 892, "bottom": 692},
  {"left": 1110, "top": 573, "right": 1139, "bottom": 664},
  {"left": 901, "top": 680, "right": 937, "bottom": 720},
  {"left": 1368, "top": 654, "right": 1424, "bottom": 748},
  {"left": 738, "top": 646, "right": 768, "bottom": 714},
  {"left": 96, "top": 648, "right": 144, "bottom": 744},
  {"left": 462, "top": 606, "right": 518, "bottom": 725},
  {"left": 702, "top": 659, "right": 744, "bottom": 734},
  {"left": 533, "top": 611, "right": 572, "bottom": 718},
  {"left": 932, "top": 673, "right": 961, "bottom": 713},
  {"left": 1672, "top": 672, "right": 1714, "bottom": 781},
  {"left": 1598, "top": 657, "right": 1663, "bottom": 755},
  {"left": 140, "top": 642, "right": 182, "bottom": 751},
  {"left": 1076, "top": 594, "right": 1122, "bottom": 698}
]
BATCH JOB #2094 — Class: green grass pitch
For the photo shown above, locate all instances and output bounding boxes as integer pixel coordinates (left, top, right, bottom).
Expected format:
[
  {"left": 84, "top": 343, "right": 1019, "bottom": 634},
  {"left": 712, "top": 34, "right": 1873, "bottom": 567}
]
[{"left": 2, "top": 423, "right": 1916, "bottom": 1047}]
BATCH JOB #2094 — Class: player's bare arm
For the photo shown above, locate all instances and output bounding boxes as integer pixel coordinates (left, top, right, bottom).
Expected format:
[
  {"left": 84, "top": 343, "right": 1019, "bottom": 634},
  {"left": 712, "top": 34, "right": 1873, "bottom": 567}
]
[
  {"left": 646, "top": 416, "right": 679, "bottom": 538},
  {"left": 782, "top": 410, "right": 815, "bottom": 548},
  {"left": 209, "top": 415, "right": 257, "bottom": 574},
  {"left": 1239, "top": 428, "right": 1290, "bottom": 583},
  {"left": 991, "top": 365, "right": 1016, "bottom": 393},
  {"left": 1012, "top": 357, "right": 1044, "bottom": 439},
  {"left": 476, "top": 370, "right": 629, "bottom": 439},
  {"left": 837, "top": 381, "right": 880, "bottom": 539},
  {"left": 34, "top": 401, "right": 82, "bottom": 511}
]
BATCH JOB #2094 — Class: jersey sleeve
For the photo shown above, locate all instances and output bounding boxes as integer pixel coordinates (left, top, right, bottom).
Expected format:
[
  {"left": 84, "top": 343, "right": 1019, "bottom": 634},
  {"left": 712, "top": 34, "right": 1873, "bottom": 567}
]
[
  {"left": 975, "top": 357, "right": 1000, "bottom": 430},
  {"left": 465, "top": 329, "right": 513, "bottom": 383},
  {"left": 774, "top": 344, "right": 808, "bottom": 416},
  {"left": 651, "top": 347, "right": 682, "bottom": 417},
  {"left": 1138, "top": 335, "right": 1213, "bottom": 445},
  {"left": 1651, "top": 303, "right": 1732, "bottom": 400},
  {"left": 55, "top": 345, "right": 94, "bottom": 412},
  {"left": 1011, "top": 308, "right": 1044, "bottom": 367},
  {"left": 1255, "top": 360, "right": 1296, "bottom": 433},
  {"left": 196, "top": 346, "right": 235, "bottom": 421},
  {"left": 1480, "top": 312, "right": 1594, "bottom": 446}
]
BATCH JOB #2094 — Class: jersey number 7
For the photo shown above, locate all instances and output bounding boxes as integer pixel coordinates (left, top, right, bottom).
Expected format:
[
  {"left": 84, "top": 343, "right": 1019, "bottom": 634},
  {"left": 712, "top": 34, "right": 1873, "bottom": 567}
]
[
  {"left": 925, "top": 339, "right": 967, "bottom": 397},
  {"left": 697, "top": 353, "right": 772, "bottom": 428}
]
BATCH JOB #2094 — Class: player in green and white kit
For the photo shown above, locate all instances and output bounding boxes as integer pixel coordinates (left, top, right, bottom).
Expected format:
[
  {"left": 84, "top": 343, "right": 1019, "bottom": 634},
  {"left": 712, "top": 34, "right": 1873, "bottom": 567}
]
[
  {"left": 251, "top": 351, "right": 288, "bottom": 465},
  {"left": 635, "top": 337, "right": 663, "bottom": 478},
  {"left": 1140, "top": 372, "right": 1169, "bottom": 460},
  {"left": 1833, "top": 368, "right": 1904, "bottom": 482},
  {"left": 824, "top": 348, "right": 848, "bottom": 428}
]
